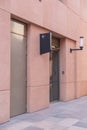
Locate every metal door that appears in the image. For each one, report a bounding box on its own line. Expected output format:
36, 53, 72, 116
50, 38, 60, 102
10, 20, 27, 117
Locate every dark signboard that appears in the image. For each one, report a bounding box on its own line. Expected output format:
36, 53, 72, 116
40, 32, 52, 54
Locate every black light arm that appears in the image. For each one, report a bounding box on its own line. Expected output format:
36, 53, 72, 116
70, 46, 83, 53
70, 37, 84, 53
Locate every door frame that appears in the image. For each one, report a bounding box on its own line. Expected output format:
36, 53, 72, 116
10, 19, 27, 117
50, 37, 60, 102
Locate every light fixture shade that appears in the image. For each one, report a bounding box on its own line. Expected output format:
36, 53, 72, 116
80, 36, 84, 48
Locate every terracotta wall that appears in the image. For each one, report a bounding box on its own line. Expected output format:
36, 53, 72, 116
27, 25, 49, 112
76, 0, 87, 97
60, 38, 76, 101
0, 0, 87, 124
0, 0, 87, 39
10, 0, 86, 41
0, 8, 10, 123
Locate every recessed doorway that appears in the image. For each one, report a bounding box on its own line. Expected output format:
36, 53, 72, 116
10, 20, 27, 117
50, 37, 60, 102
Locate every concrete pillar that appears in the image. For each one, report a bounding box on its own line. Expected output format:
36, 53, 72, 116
0, 9, 10, 124
27, 25, 49, 112
60, 38, 76, 101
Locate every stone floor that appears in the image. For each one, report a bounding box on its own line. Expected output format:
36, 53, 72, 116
0, 96, 87, 130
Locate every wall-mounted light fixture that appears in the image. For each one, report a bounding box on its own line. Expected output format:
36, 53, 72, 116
70, 36, 84, 53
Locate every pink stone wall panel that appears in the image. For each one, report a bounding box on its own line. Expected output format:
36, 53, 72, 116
60, 83, 76, 101
65, 83, 76, 100
80, 0, 87, 21
7, 0, 87, 41
67, 9, 80, 40
60, 39, 66, 84
0, 9, 10, 91
60, 39, 76, 83
11, 0, 43, 26
67, 0, 80, 15
76, 81, 87, 97
1, 0, 87, 123
0, 0, 10, 12
65, 39, 76, 83
27, 25, 49, 112
11, 0, 67, 37
10, 0, 87, 41
0, 91, 10, 124
77, 49, 87, 81
79, 20, 87, 40
27, 25, 49, 87
59, 0, 67, 5
60, 38, 76, 101
43, 0, 67, 36
60, 83, 66, 101
10, 0, 87, 42
27, 86, 49, 112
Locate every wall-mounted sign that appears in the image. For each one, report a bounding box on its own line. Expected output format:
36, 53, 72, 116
40, 32, 52, 54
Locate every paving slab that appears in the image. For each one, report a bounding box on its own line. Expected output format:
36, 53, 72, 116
0, 96, 87, 130
66, 126, 87, 130
74, 122, 87, 128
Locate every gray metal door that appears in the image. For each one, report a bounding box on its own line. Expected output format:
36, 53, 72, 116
50, 37, 60, 102
10, 20, 27, 117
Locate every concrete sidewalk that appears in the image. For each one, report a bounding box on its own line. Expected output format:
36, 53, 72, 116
0, 96, 87, 130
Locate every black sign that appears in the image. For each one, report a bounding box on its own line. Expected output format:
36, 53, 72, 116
40, 32, 52, 54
